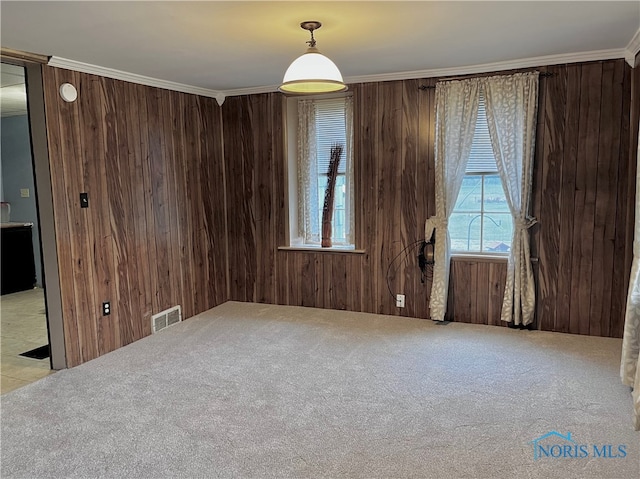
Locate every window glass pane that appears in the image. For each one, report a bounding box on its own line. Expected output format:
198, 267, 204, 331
450, 95, 515, 254
482, 213, 513, 252
313, 98, 350, 245
333, 175, 347, 242
454, 176, 482, 211
317, 174, 347, 243
450, 212, 482, 252
483, 175, 510, 213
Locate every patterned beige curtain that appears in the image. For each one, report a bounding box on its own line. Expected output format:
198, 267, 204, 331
483, 72, 539, 325
621, 122, 640, 431
297, 100, 318, 242
426, 79, 480, 321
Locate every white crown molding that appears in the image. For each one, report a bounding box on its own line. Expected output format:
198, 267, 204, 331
221, 84, 282, 97
220, 48, 628, 98
47, 56, 226, 105
343, 48, 628, 85
625, 27, 640, 67
49, 48, 629, 103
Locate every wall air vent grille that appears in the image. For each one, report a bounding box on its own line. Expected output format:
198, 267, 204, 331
151, 305, 182, 333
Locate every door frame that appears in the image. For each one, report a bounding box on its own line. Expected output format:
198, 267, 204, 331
2, 52, 67, 370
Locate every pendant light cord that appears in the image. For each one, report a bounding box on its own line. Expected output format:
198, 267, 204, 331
306, 29, 317, 48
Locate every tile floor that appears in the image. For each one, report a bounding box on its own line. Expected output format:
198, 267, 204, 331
1, 288, 54, 394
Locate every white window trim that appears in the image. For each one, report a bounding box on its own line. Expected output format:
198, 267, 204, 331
285, 92, 354, 249
451, 171, 511, 256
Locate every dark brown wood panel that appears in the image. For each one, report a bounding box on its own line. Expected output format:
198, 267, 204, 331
345, 254, 363, 312
591, 60, 623, 337
377, 82, 403, 315
42, 67, 228, 367
487, 261, 508, 327
536, 65, 566, 332
475, 262, 489, 325
400, 79, 421, 319
300, 253, 323, 308
573, 63, 602, 335
612, 58, 635, 339
221, 94, 284, 305
531, 59, 633, 337
452, 260, 474, 323
200, 96, 228, 308
446, 259, 508, 325
357, 83, 380, 315
555, 64, 581, 333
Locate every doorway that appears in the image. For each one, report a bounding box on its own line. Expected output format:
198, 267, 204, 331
0, 60, 65, 392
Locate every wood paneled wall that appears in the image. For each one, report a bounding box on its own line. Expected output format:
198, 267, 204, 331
221, 95, 286, 304
43, 67, 227, 366
221, 81, 509, 324
222, 59, 634, 337
221, 82, 438, 320
533, 60, 633, 337
42, 58, 635, 366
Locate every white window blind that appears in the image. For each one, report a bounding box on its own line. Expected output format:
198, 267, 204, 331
467, 92, 497, 173
315, 98, 348, 175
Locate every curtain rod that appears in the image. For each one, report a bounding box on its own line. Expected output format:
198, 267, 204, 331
418, 71, 553, 90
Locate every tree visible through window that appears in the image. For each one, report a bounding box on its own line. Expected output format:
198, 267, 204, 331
450, 93, 513, 253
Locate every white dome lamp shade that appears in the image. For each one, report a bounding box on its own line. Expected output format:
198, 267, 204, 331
280, 21, 347, 95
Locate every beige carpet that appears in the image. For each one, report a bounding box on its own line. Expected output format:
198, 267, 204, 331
1, 301, 637, 478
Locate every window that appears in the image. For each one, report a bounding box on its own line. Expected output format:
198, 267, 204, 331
450, 92, 513, 253
287, 95, 353, 247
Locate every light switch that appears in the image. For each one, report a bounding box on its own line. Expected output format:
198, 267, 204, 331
20, 188, 30, 198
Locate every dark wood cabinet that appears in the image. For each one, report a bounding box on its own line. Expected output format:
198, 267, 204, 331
1, 223, 36, 295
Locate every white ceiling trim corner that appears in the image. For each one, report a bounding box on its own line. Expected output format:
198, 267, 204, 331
625, 27, 640, 66
47, 56, 224, 102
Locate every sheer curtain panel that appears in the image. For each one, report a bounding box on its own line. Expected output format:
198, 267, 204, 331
621, 123, 640, 431
483, 72, 539, 325
297, 100, 319, 243
426, 79, 480, 321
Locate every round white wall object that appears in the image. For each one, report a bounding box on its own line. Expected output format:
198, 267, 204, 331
59, 83, 77, 102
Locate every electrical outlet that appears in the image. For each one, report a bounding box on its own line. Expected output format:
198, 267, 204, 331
102, 301, 111, 316
20, 188, 30, 198
396, 294, 405, 308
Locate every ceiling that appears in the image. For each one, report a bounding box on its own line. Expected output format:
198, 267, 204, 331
0, 1, 639, 100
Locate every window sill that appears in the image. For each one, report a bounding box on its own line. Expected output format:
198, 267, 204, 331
451, 253, 509, 263
278, 245, 366, 254
451, 253, 538, 263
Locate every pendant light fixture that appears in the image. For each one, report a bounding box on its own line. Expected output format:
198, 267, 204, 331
279, 21, 347, 95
